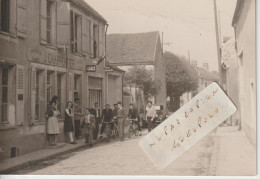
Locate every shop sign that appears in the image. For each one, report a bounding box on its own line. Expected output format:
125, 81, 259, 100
86, 65, 96, 72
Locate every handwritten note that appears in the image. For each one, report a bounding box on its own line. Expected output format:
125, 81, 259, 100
138, 82, 237, 170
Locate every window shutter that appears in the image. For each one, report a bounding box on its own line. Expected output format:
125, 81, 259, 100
40, 0, 47, 44
99, 25, 104, 56
17, 0, 27, 37
16, 65, 25, 125
57, 1, 70, 48
30, 68, 36, 125
76, 16, 82, 54
94, 25, 99, 57
82, 18, 90, 56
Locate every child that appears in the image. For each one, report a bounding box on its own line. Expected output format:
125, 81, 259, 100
82, 108, 95, 147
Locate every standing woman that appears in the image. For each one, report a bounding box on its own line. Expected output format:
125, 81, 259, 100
46, 96, 60, 146
64, 101, 77, 144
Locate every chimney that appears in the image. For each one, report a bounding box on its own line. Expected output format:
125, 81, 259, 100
191, 60, 197, 68
203, 63, 209, 71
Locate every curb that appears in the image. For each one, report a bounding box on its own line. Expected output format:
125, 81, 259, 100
0, 137, 107, 174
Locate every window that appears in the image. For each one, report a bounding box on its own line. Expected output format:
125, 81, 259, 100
46, 0, 56, 46
71, 11, 82, 54
46, 71, 55, 104
74, 74, 81, 102
0, 0, 10, 33
35, 70, 40, 121
88, 77, 102, 108
93, 24, 99, 58
0, 67, 8, 123
57, 72, 65, 118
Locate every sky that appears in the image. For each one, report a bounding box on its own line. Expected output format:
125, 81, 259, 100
86, 0, 237, 72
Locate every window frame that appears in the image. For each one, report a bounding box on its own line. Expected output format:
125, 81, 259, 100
0, 66, 9, 124
0, 0, 10, 33
70, 10, 82, 55
46, 0, 56, 47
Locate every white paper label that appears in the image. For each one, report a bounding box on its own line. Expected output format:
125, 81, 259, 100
139, 82, 237, 170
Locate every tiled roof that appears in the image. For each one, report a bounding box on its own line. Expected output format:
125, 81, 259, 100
107, 31, 160, 65
197, 67, 219, 81
68, 0, 107, 23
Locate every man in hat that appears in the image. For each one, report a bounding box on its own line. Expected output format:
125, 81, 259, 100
117, 101, 126, 141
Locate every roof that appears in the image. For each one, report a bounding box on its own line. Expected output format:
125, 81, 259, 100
232, 0, 245, 27
197, 67, 219, 81
107, 31, 160, 65
68, 0, 107, 23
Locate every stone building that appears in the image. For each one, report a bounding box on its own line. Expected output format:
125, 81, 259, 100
232, 0, 256, 147
107, 31, 167, 112
0, 0, 123, 160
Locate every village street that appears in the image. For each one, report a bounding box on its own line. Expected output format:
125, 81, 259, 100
26, 130, 215, 175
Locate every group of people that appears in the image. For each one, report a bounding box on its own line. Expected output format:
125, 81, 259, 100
45, 95, 158, 147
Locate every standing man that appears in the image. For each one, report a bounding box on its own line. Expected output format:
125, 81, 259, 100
100, 104, 113, 139
74, 98, 83, 140
92, 102, 101, 140
128, 103, 141, 131
146, 101, 156, 132
117, 101, 126, 142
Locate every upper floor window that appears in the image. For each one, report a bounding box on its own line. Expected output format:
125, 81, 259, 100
0, 0, 10, 33
46, 0, 56, 46
71, 11, 82, 54
93, 24, 99, 58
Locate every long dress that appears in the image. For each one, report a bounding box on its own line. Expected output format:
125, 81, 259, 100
64, 108, 74, 133
47, 106, 60, 135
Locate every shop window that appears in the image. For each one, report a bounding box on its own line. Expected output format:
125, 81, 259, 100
0, 67, 8, 123
0, 0, 10, 33
46, 0, 56, 46
57, 72, 65, 118
34, 69, 45, 121
71, 11, 82, 54
93, 24, 99, 58
88, 77, 102, 108
46, 71, 55, 104
74, 74, 81, 102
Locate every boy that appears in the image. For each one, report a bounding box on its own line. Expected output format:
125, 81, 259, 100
82, 108, 95, 147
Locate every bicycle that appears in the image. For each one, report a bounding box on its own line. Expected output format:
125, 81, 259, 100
111, 118, 119, 140
103, 121, 112, 142
128, 119, 141, 138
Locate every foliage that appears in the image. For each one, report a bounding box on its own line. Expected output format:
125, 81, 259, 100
123, 66, 160, 97
164, 51, 198, 97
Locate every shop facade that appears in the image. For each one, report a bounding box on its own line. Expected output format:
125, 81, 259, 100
0, 0, 123, 160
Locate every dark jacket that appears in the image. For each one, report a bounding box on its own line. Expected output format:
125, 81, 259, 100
128, 108, 138, 119
101, 109, 113, 122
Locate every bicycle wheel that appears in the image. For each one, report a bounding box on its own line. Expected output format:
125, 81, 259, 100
128, 130, 133, 138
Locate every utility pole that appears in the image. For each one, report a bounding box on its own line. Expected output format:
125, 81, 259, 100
213, 0, 223, 86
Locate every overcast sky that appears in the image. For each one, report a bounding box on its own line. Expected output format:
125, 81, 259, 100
86, 0, 237, 71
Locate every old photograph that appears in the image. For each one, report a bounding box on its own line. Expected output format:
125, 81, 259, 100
0, 0, 256, 176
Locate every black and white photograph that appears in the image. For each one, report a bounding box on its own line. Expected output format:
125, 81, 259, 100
0, 0, 256, 176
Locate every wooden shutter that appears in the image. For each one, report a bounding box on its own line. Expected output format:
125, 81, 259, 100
16, 65, 25, 125
30, 68, 36, 125
40, 0, 47, 44
76, 15, 82, 54
82, 18, 90, 56
17, 0, 27, 37
99, 25, 104, 56
94, 25, 99, 57
57, 1, 70, 48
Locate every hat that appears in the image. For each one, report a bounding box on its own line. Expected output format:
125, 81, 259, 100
117, 101, 122, 105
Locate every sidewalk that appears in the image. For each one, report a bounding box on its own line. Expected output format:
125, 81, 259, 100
209, 126, 256, 176
0, 137, 106, 174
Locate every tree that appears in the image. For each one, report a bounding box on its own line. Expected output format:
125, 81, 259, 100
123, 66, 160, 100
164, 51, 198, 111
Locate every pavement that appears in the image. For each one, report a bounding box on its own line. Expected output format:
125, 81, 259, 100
0, 126, 256, 175
208, 126, 256, 176
0, 136, 108, 174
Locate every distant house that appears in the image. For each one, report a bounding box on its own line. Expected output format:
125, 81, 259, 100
107, 31, 167, 112
180, 62, 219, 106
232, 0, 256, 147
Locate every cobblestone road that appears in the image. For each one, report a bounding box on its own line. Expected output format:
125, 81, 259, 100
29, 131, 215, 175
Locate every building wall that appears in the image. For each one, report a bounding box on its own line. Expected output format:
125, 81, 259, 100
234, 0, 256, 147
0, 0, 122, 160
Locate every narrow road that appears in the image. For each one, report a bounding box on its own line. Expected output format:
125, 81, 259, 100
24, 130, 215, 175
